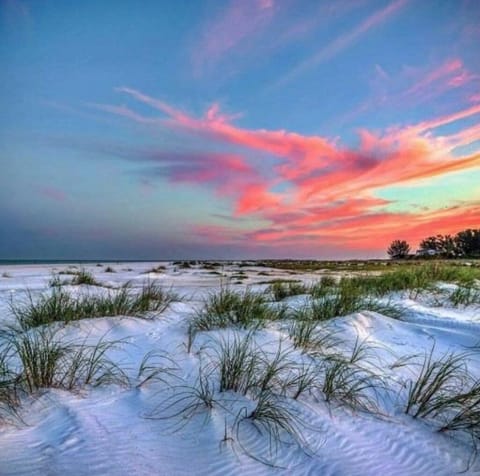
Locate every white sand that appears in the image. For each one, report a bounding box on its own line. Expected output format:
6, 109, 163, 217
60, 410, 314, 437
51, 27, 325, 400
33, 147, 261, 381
0, 262, 479, 475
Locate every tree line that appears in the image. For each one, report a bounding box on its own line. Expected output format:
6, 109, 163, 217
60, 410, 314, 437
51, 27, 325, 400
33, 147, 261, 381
387, 228, 480, 259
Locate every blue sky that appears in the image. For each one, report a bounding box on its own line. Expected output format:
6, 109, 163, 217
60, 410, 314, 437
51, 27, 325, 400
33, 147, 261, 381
1, 0, 479, 259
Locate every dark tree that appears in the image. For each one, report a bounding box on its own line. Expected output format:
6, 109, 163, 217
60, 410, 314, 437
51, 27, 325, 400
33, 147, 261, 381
437, 234, 458, 258
419, 235, 441, 253
420, 234, 458, 258
387, 240, 411, 259
455, 229, 480, 257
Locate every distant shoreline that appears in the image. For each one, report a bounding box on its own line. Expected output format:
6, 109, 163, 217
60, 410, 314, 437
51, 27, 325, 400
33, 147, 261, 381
1, 258, 478, 267
0, 259, 161, 265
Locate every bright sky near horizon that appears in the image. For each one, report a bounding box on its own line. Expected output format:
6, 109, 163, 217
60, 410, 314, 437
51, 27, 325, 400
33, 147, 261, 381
1, 0, 479, 260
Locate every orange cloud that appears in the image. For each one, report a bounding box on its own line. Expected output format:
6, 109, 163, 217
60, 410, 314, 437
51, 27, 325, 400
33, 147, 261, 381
91, 88, 480, 254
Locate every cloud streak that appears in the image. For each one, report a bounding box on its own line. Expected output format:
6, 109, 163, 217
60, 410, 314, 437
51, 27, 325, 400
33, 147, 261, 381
274, 0, 408, 88
192, 0, 276, 76
87, 87, 480, 253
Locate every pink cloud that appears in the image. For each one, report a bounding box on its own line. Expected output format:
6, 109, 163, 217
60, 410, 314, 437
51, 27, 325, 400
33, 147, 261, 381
470, 93, 480, 103
279, 0, 369, 42
92, 87, 480, 252
192, 0, 276, 76
405, 59, 464, 96
336, 57, 478, 127
403, 59, 478, 103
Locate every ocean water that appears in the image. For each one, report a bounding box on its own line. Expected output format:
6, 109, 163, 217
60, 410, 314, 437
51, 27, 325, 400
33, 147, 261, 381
0, 259, 158, 266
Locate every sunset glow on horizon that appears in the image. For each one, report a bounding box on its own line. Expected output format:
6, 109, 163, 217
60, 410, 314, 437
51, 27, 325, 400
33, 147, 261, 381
1, 0, 479, 259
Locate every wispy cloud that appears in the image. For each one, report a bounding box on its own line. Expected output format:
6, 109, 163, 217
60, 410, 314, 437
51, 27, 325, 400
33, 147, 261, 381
87, 87, 480, 250
273, 0, 408, 88
192, 0, 276, 76
403, 58, 478, 103
336, 57, 478, 126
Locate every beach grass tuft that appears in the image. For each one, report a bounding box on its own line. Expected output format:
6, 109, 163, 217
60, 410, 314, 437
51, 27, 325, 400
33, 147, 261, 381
10, 281, 174, 329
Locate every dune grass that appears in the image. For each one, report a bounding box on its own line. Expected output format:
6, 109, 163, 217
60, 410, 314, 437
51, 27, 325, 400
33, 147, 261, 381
154, 332, 319, 463
292, 280, 404, 322
404, 348, 467, 419
149, 367, 217, 426
235, 389, 311, 465
0, 326, 184, 422
0, 328, 128, 394
320, 355, 380, 411
308, 276, 337, 299
11, 281, 174, 329
281, 362, 321, 400
189, 288, 285, 339
143, 265, 167, 274
438, 379, 480, 440
70, 269, 99, 286
268, 280, 307, 301
288, 320, 342, 361
136, 351, 178, 388
288, 317, 318, 350
449, 285, 480, 306
214, 332, 260, 395
153, 324, 478, 466
48, 274, 70, 287
347, 263, 480, 297
0, 344, 19, 420
401, 347, 480, 454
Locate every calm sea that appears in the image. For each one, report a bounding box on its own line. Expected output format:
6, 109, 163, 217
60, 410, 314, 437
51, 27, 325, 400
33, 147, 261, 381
0, 260, 160, 266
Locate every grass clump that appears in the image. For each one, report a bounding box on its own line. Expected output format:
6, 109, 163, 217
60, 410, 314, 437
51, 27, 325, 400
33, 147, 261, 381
49, 273, 70, 287
235, 390, 311, 464
308, 276, 337, 298
143, 265, 166, 274
148, 367, 217, 431
190, 288, 283, 335
319, 345, 381, 412
288, 317, 318, 350
294, 280, 403, 322
287, 313, 342, 356
346, 263, 480, 298
212, 335, 317, 462
1, 328, 128, 394
268, 281, 307, 301
12, 289, 78, 328
404, 348, 466, 419
70, 269, 99, 286
11, 281, 174, 329
215, 332, 260, 395
449, 285, 480, 306
210, 333, 316, 399
0, 345, 19, 420
131, 281, 174, 313
401, 347, 480, 454
136, 351, 178, 388
438, 379, 480, 440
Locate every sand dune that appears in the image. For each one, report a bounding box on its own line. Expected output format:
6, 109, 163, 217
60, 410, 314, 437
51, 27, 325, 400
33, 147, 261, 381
0, 262, 479, 475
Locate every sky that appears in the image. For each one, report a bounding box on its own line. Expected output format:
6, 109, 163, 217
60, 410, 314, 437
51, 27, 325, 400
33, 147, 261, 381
0, 0, 479, 260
